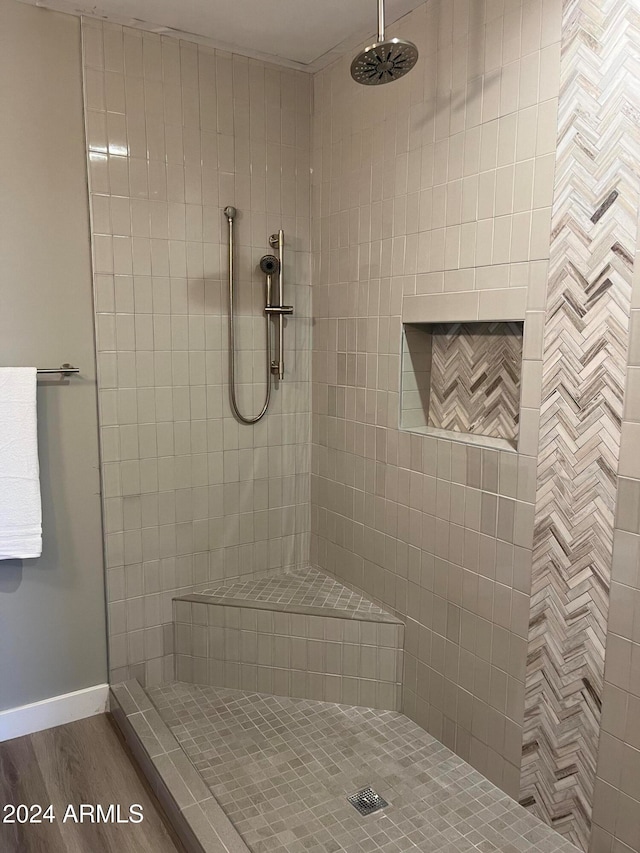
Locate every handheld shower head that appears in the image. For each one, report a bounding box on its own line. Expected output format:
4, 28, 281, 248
260, 254, 280, 276
224, 206, 237, 220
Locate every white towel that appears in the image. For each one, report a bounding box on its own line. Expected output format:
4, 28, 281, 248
0, 368, 42, 560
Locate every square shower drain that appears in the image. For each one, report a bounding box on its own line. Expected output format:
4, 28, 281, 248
347, 787, 389, 816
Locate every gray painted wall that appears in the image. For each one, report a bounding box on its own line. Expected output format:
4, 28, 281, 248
0, 0, 107, 711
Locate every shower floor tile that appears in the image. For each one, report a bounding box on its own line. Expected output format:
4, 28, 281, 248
147, 682, 578, 853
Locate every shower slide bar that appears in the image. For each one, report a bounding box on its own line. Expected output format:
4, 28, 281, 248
267, 228, 294, 381
224, 206, 293, 424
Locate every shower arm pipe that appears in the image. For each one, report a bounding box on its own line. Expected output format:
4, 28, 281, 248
377, 0, 385, 40
225, 207, 272, 424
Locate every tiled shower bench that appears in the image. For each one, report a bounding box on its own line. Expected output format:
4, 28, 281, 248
172, 567, 404, 711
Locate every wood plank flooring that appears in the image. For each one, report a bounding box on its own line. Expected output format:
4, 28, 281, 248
0, 714, 182, 853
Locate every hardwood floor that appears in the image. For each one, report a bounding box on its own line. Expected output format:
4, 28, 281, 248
0, 714, 183, 853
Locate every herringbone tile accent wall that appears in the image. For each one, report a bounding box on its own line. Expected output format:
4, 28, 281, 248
520, 0, 640, 848
428, 323, 523, 445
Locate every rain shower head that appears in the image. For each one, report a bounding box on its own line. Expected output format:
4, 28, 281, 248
351, 38, 419, 85
351, 0, 418, 85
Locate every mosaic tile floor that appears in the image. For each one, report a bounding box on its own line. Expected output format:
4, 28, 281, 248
201, 567, 392, 620
148, 682, 579, 853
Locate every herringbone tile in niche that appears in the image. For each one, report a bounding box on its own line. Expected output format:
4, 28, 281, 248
428, 322, 523, 444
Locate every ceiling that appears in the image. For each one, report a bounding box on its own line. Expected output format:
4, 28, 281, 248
20, 0, 424, 71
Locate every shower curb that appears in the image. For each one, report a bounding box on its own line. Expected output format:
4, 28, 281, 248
109, 679, 250, 853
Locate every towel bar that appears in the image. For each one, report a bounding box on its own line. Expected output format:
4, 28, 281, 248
36, 364, 79, 377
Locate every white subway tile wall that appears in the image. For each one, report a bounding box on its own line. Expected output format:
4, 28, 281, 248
82, 19, 312, 686
310, 0, 561, 796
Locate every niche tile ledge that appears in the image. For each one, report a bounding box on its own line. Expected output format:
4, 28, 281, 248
405, 423, 518, 454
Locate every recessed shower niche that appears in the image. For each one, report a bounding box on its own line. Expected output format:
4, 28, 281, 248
400, 321, 524, 450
